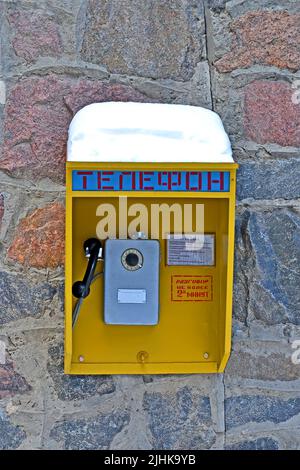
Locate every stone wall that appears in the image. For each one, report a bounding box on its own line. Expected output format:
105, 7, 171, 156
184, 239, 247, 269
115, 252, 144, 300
0, 0, 299, 450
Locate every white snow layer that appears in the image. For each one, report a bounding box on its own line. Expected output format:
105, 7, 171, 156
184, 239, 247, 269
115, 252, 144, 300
67, 102, 234, 163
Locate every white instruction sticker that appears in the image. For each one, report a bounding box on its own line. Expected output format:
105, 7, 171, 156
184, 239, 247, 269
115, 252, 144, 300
167, 234, 215, 266
117, 289, 147, 304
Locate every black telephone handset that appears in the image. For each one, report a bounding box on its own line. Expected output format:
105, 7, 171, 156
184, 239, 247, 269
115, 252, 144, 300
72, 238, 102, 299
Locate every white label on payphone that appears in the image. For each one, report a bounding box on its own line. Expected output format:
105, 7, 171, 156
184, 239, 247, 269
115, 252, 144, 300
167, 234, 215, 266
117, 289, 147, 304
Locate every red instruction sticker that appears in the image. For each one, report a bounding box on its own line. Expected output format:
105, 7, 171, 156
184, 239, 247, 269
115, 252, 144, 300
171, 275, 213, 302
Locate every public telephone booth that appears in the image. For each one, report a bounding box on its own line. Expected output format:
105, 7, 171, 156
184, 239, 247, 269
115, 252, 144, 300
65, 102, 238, 374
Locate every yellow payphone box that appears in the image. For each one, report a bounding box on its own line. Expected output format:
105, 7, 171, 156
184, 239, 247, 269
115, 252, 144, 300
65, 102, 238, 374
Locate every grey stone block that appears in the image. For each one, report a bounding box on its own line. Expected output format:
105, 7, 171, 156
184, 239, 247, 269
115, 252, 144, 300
0, 410, 26, 449
0, 271, 57, 324
226, 437, 279, 450
233, 211, 251, 324
204, 0, 226, 12
248, 209, 300, 325
225, 395, 300, 429
80, 0, 206, 80
225, 348, 300, 382
237, 161, 300, 201
47, 343, 115, 401
50, 410, 130, 450
225, 0, 300, 17
233, 208, 300, 325
143, 386, 215, 450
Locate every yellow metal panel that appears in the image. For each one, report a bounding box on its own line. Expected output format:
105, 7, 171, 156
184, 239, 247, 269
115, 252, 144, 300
65, 162, 238, 374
